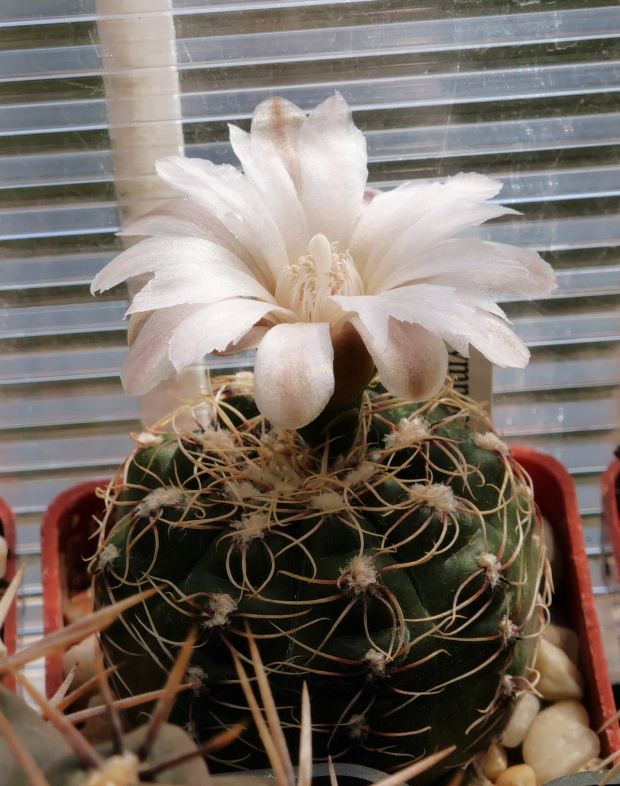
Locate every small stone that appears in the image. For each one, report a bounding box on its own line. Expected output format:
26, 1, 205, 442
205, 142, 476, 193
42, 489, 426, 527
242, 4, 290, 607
63, 588, 93, 624
480, 743, 508, 781
502, 692, 541, 748
522, 700, 600, 786
495, 765, 536, 786
543, 623, 580, 664
0, 535, 7, 579
62, 634, 97, 689
535, 637, 583, 700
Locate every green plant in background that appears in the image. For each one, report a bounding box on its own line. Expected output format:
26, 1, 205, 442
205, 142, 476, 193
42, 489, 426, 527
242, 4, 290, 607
90, 94, 556, 781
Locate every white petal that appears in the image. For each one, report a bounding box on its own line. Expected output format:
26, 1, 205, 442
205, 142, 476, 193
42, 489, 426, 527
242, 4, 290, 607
156, 156, 288, 284
352, 317, 448, 402
377, 238, 557, 298
118, 199, 253, 264
249, 97, 306, 189
126, 262, 276, 314
254, 322, 334, 429
91, 236, 255, 294
298, 93, 368, 246
351, 173, 514, 289
332, 285, 529, 371
168, 299, 294, 372
229, 124, 307, 262
121, 305, 204, 395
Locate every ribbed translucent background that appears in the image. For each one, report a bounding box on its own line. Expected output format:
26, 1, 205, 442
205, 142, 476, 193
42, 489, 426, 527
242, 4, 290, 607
1, 0, 620, 681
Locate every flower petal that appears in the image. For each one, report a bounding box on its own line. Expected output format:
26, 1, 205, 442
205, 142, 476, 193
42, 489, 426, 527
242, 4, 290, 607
331, 284, 529, 371
254, 322, 334, 429
156, 155, 288, 285
352, 316, 448, 402
126, 261, 277, 314
119, 199, 253, 264
377, 237, 557, 298
298, 93, 367, 246
121, 305, 205, 395
249, 97, 306, 189
91, 236, 254, 294
168, 299, 294, 372
351, 173, 516, 290
229, 123, 307, 262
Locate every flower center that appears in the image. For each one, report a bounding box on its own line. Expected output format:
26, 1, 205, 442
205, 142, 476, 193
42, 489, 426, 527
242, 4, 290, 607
278, 233, 363, 321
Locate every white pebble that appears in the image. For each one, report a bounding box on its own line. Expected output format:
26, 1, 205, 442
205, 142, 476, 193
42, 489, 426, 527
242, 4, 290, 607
503, 692, 541, 748
62, 634, 97, 689
535, 638, 583, 701
480, 742, 508, 781
522, 700, 600, 786
495, 764, 537, 786
0, 535, 7, 580
543, 623, 580, 664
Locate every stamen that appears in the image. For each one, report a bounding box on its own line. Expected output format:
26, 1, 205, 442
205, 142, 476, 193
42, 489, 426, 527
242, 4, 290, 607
276, 233, 364, 322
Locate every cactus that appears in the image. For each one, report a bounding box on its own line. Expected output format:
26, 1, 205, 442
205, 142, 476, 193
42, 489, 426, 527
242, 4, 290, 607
0, 566, 448, 786
0, 574, 214, 786
92, 373, 548, 782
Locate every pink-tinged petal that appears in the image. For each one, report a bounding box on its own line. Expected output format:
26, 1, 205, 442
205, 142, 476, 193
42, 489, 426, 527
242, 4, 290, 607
121, 305, 205, 395
119, 199, 253, 265
352, 316, 448, 402
91, 237, 254, 294
156, 156, 288, 284
229, 124, 307, 262
168, 299, 295, 372
249, 97, 306, 189
254, 322, 335, 429
332, 285, 529, 370
351, 173, 514, 287
377, 238, 557, 298
297, 93, 368, 246
126, 261, 276, 314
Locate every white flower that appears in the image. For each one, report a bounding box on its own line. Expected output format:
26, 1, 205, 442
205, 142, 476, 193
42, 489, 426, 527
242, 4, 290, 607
92, 93, 556, 430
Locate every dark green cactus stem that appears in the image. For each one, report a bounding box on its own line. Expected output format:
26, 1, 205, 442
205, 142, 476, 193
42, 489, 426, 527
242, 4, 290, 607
93, 374, 547, 783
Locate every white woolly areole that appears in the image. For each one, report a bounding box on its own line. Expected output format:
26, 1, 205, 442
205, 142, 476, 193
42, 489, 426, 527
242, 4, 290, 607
345, 463, 377, 487
84, 752, 140, 786
231, 512, 269, 543
135, 487, 186, 518
225, 480, 260, 501
502, 674, 517, 697
348, 713, 370, 741
186, 664, 208, 696
205, 593, 237, 628
384, 417, 432, 449
515, 482, 534, 501
311, 491, 343, 512
500, 616, 518, 646
409, 483, 457, 516
340, 555, 377, 594
364, 648, 388, 676
98, 543, 119, 569
475, 431, 510, 456
477, 552, 503, 588
201, 428, 237, 452
131, 431, 163, 447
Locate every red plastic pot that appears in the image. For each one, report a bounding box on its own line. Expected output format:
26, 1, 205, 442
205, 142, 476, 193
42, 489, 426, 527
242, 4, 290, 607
0, 495, 18, 660
602, 458, 620, 582
41, 480, 109, 698
513, 447, 620, 758
41, 449, 620, 757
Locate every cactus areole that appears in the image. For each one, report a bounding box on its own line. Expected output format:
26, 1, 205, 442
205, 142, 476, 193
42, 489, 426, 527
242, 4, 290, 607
93, 374, 548, 782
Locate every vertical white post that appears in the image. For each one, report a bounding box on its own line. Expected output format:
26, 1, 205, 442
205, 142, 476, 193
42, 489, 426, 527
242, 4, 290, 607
96, 0, 206, 427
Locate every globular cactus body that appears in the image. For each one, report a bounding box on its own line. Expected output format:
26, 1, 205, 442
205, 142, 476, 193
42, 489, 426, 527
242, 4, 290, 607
93, 375, 547, 781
